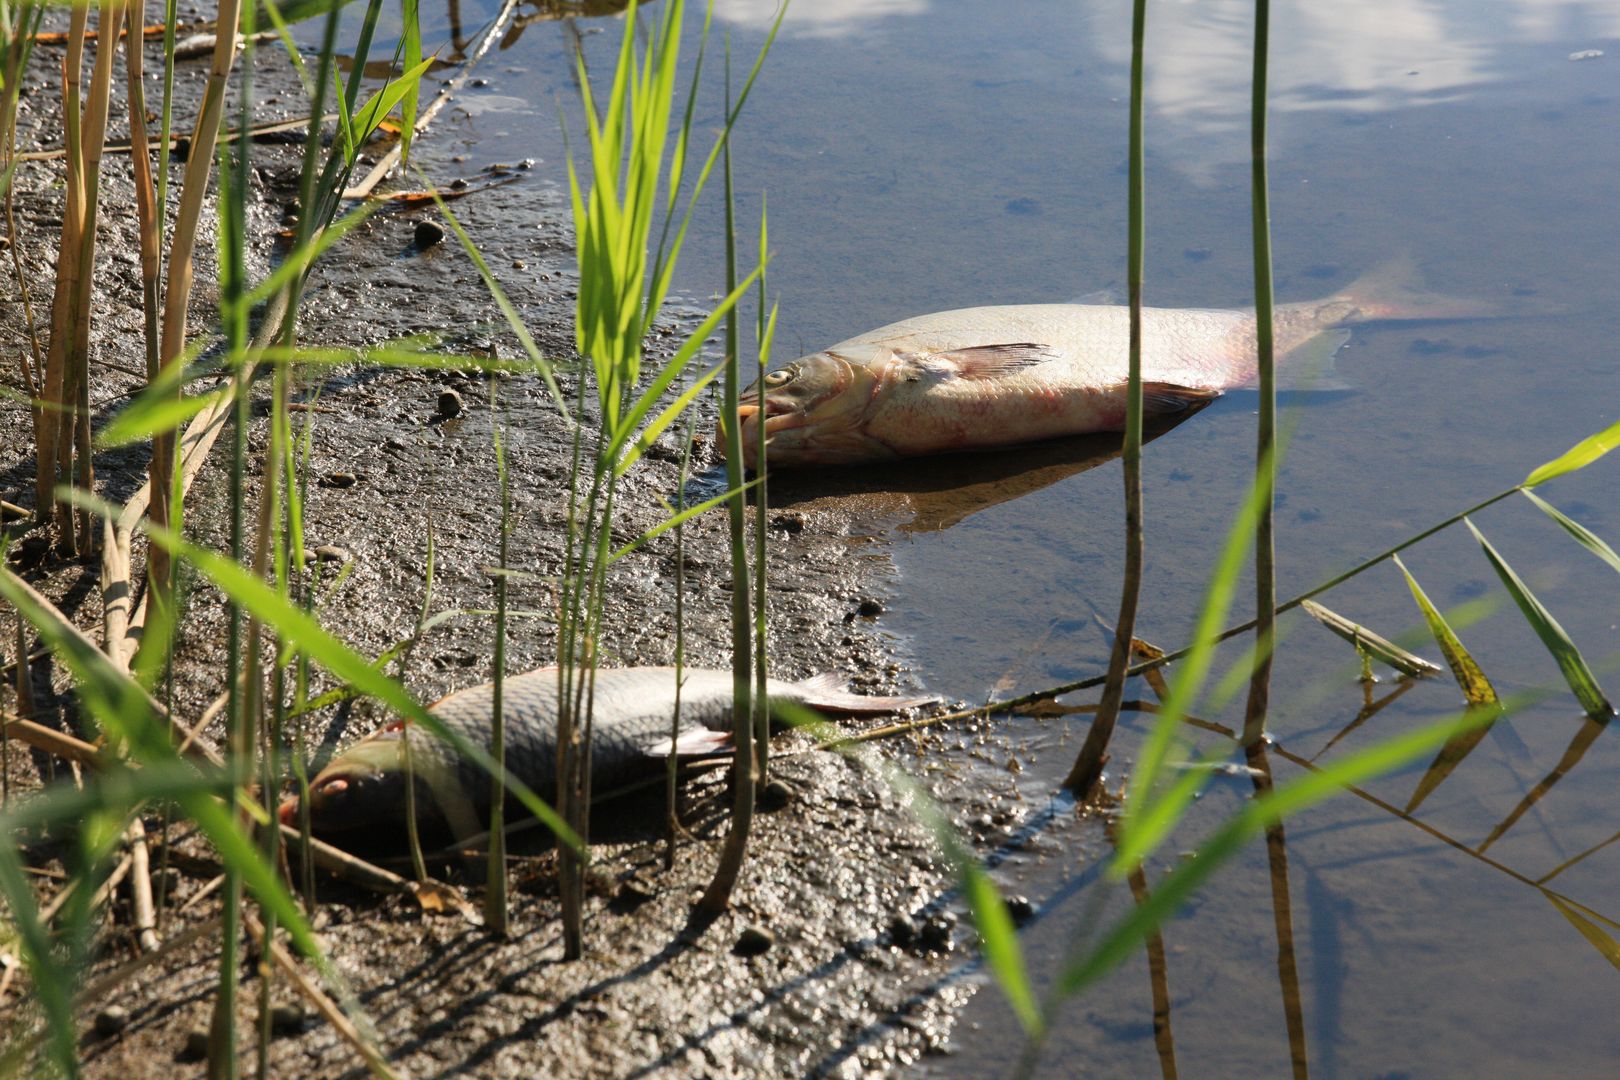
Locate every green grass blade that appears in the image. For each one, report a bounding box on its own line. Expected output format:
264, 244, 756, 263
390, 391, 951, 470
1524, 418, 1620, 488
1464, 517, 1613, 719
349, 56, 436, 144
1522, 490, 1620, 578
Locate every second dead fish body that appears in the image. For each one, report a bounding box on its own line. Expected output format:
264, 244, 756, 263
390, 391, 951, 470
734, 262, 1480, 466
279, 666, 935, 836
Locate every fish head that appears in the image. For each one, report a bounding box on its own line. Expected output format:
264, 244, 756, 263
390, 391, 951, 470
278, 735, 410, 833
731, 349, 896, 466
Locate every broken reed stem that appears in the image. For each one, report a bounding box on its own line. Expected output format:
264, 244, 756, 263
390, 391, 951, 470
147, 0, 241, 610
128, 815, 161, 953
1062, 0, 1148, 798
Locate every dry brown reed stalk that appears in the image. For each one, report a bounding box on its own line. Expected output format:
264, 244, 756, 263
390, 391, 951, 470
147, 0, 241, 610
34, 2, 88, 540
128, 815, 161, 952
2, 4, 45, 424
125, 0, 161, 383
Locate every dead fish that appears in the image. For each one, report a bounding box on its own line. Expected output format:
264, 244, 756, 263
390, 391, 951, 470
733, 260, 1483, 465
277, 667, 935, 835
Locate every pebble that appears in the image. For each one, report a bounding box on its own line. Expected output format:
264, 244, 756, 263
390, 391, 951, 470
269, 1003, 307, 1036
887, 915, 916, 949
413, 219, 446, 250
733, 925, 774, 956
181, 1025, 210, 1060
323, 471, 357, 488
1004, 895, 1036, 926
856, 599, 884, 618
437, 388, 465, 419
759, 779, 793, 812
312, 545, 351, 563
93, 1006, 129, 1036
918, 912, 956, 953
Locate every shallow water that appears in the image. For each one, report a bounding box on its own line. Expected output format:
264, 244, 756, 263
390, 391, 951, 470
379, 0, 1618, 1074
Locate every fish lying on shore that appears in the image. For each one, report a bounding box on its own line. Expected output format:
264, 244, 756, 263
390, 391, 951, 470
278, 667, 936, 835
733, 261, 1482, 465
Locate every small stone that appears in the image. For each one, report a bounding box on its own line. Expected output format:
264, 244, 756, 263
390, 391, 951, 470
1004, 895, 1036, 926
385, 436, 410, 451
733, 926, 774, 956
770, 511, 806, 534
887, 915, 916, 948
856, 599, 884, 618
759, 779, 793, 812
94, 1006, 129, 1036
269, 1003, 307, 1036
322, 471, 357, 488
413, 219, 446, 250
181, 1026, 210, 1060
518, 158, 536, 170
436, 388, 465, 419
312, 545, 351, 563
918, 912, 956, 953
511, 259, 526, 270
449, 177, 469, 191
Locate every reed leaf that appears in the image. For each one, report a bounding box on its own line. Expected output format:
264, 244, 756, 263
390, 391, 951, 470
1524, 418, 1620, 488
609, 478, 761, 562
1464, 517, 1613, 719
1299, 600, 1442, 679
611, 360, 725, 476
1544, 889, 1620, 971
1521, 490, 1620, 578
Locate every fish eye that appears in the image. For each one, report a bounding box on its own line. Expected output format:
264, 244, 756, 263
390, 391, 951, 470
763, 365, 799, 388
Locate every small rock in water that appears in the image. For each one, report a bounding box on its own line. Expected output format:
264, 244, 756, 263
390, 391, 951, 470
93, 1006, 129, 1036
856, 599, 884, 618
759, 779, 793, 812
918, 912, 956, 953
887, 915, 917, 948
1004, 895, 1036, 926
733, 926, 774, 956
413, 219, 446, 250
269, 1004, 307, 1036
437, 388, 465, 419
181, 1026, 210, 1061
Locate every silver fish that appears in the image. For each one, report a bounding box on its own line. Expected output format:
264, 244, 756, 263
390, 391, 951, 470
733, 261, 1480, 465
278, 666, 935, 834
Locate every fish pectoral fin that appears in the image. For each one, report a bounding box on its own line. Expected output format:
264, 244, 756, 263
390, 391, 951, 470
911, 342, 1058, 381
1141, 381, 1222, 414
644, 729, 734, 758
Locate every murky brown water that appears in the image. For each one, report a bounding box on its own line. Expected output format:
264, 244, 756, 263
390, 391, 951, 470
373, 0, 1620, 1074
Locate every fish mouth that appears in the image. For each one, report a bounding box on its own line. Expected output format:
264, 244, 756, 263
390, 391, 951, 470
735, 397, 805, 447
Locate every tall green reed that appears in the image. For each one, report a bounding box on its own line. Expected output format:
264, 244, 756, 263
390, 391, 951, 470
552, 0, 777, 952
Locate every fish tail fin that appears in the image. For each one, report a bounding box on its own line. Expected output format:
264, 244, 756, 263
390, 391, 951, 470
1336, 255, 1493, 322
791, 673, 940, 715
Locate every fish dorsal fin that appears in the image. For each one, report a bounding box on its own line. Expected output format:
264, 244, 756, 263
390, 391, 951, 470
1238, 328, 1355, 392
907, 342, 1058, 381
1141, 382, 1222, 414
